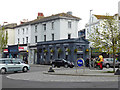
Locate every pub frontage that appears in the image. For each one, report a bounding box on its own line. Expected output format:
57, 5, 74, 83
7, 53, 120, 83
36, 37, 89, 64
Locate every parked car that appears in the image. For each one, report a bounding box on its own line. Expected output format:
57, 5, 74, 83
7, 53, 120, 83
0, 58, 30, 74
51, 59, 74, 68
102, 58, 120, 68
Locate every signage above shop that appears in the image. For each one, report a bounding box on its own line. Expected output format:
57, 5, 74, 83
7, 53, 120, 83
3, 46, 28, 53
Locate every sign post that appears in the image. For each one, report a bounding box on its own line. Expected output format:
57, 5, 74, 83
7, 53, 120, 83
76, 58, 85, 74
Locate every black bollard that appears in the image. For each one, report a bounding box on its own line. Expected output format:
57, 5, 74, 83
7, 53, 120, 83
48, 67, 55, 72
114, 69, 120, 75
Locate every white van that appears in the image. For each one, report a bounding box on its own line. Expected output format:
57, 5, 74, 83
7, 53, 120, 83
0, 58, 30, 74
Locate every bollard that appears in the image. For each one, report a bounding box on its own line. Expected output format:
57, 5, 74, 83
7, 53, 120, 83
48, 67, 55, 72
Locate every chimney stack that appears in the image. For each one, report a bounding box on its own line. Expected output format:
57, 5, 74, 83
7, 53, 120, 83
37, 12, 44, 19
67, 11, 72, 15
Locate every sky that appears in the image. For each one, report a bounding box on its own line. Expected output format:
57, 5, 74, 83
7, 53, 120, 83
0, 0, 120, 29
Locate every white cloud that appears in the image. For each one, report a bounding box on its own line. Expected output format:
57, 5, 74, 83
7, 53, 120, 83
0, 0, 119, 29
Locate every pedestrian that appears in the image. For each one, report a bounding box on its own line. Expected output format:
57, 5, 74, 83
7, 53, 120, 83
85, 58, 89, 67
93, 58, 96, 68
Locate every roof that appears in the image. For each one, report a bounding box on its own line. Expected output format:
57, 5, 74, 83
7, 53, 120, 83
1, 23, 17, 29
94, 15, 113, 19
37, 37, 89, 46
15, 12, 81, 28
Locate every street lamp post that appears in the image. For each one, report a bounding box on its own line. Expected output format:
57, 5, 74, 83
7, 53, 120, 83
89, 10, 93, 69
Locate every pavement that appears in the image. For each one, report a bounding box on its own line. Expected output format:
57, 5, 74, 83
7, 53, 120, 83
6, 65, 120, 82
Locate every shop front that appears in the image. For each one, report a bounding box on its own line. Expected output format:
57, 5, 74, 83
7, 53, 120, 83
2, 44, 28, 63
36, 38, 89, 65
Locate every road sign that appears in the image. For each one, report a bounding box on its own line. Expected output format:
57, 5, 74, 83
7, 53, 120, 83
76, 58, 84, 67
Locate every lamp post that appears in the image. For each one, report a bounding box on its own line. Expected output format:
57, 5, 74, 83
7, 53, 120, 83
89, 10, 93, 69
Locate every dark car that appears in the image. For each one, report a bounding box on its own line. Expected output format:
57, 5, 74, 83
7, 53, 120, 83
51, 59, 74, 68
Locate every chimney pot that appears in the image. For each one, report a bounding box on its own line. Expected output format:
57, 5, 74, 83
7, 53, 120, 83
38, 12, 44, 17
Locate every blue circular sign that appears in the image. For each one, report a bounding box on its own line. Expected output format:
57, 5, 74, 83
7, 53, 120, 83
77, 58, 84, 67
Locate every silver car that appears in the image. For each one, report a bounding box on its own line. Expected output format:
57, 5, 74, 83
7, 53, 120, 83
0, 58, 30, 74
103, 58, 120, 68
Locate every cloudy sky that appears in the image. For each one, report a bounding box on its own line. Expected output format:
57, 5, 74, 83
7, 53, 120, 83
0, 0, 120, 29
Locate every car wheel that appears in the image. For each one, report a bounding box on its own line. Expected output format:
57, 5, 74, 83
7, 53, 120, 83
23, 67, 28, 72
118, 64, 120, 68
14, 71, 18, 73
106, 64, 110, 68
64, 64, 68, 68
1, 68, 6, 74
70, 66, 73, 68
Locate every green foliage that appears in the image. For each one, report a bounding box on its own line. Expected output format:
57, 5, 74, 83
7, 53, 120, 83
58, 48, 62, 53
89, 14, 119, 54
66, 48, 70, 53
0, 26, 8, 52
88, 14, 119, 73
44, 50, 47, 53
74, 48, 78, 53
50, 49, 54, 53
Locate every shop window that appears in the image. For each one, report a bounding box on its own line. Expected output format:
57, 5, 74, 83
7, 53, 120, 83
77, 54, 83, 58
58, 53, 60, 59
65, 55, 68, 60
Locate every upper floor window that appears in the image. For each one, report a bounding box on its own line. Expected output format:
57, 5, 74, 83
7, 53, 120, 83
35, 36, 37, 43
68, 34, 71, 39
51, 22, 54, 30
68, 21, 72, 28
35, 25, 37, 32
43, 24, 46, 30
26, 28, 28, 34
23, 28, 24, 34
18, 29, 20, 34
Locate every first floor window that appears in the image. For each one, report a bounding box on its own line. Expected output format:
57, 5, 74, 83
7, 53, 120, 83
23, 38, 24, 44
44, 35, 46, 41
52, 34, 54, 41
68, 34, 71, 39
26, 37, 28, 43
35, 36, 37, 43
18, 38, 20, 44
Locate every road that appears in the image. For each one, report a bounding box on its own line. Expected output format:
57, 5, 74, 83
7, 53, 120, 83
1, 65, 120, 90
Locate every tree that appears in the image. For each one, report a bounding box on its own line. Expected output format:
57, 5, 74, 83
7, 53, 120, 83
89, 14, 119, 73
0, 26, 8, 57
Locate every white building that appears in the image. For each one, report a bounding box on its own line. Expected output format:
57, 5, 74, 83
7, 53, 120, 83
85, 14, 114, 40
15, 12, 81, 45
14, 12, 81, 64
4, 23, 17, 46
